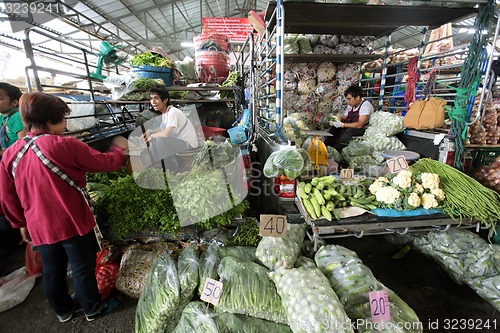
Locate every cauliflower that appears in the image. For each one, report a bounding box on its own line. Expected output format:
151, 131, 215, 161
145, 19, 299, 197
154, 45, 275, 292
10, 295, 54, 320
412, 183, 425, 195
392, 170, 413, 189
375, 186, 401, 205
431, 188, 446, 201
369, 180, 385, 195
421, 193, 439, 209
376, 177, 390, 183
407, 192, 421, 208
421, 173, 440, 190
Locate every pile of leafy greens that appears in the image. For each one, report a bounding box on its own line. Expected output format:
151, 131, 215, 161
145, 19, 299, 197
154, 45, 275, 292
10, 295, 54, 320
92, 168, 248, 238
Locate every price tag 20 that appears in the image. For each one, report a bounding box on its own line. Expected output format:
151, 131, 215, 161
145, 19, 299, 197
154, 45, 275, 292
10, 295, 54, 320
386, 155, 409, 174
369, 290, 391, 323
340, 168, 354, 180
200, 278, 223, 306
259, 215, 288, 237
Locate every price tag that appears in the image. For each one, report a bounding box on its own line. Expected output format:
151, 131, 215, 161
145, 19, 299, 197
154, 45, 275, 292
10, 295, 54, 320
369, 290, 391, 323
340, 168, 354, 179
386, 155, 409, 173
200, 278, 223, 306
259, 214, 288, 237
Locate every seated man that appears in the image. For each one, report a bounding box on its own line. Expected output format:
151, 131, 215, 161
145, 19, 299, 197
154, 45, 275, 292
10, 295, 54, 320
326, 84, 374, 151
140, 87, 199, 173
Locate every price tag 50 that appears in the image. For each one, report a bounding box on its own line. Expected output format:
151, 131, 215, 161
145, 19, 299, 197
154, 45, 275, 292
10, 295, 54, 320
259, 215, 288, 237
369, 290, 391, 323
386, 155, 409, 174
200, 278, 223, 306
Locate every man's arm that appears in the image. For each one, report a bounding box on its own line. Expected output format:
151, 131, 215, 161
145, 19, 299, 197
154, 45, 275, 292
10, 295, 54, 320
343, 115, 368, 128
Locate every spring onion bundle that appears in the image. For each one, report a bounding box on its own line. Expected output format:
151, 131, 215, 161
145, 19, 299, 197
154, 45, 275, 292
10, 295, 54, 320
172, 302, 221, 333
411, 158, 500, 227
216, 256, 287, 324
135, 252, 179, 333
215, 313, 293, 333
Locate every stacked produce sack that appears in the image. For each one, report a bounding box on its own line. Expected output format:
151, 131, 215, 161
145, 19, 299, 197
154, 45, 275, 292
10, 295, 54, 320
413, 229, 500, 311
281, 60, 360, 138
284, 34, 374, 56
473, 155, 500, 192
469, 89, 500, 145
315, 245, 423, 333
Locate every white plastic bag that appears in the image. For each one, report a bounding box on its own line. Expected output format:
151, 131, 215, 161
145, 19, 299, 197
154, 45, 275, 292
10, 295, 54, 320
0, 267, 40, 313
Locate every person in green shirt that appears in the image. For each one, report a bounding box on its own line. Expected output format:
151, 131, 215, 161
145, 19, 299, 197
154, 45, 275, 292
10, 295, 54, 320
0, 82, 25, 157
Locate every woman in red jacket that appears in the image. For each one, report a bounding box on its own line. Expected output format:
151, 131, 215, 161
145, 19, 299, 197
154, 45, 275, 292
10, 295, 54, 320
0, 92, 128, 323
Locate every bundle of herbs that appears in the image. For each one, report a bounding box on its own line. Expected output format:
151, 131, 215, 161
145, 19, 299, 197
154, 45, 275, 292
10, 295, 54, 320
94, 168, 248, 238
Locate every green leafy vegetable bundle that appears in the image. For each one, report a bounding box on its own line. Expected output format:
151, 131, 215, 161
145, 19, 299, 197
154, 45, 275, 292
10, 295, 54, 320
135, 252, 179, 333
216, 256, 288, 324
215, 313, 293, 333
172, 302, 221, 333
95, 168, 248, 238
130, 51, 173, 68
315, 245, 422, 333
198, 242, 220, 296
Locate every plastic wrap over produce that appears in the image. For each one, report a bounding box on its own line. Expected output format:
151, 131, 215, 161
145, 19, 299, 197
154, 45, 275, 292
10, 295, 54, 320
413, 229, 500, 310
368, 112, 405, 136
315, 245, 423, 333
269, 267, 354, 333
215, 312, 293, 333
219, 246, 257, 263
135, 252, 180, 333
256, 223, 307, 270
198, 242, 220, 296
172, 301, 221, 333
177, 245, 200, 307
216, 256, 288, 324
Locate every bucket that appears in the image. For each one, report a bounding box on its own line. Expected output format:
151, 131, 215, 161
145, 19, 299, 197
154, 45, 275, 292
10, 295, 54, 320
201, 126, 228, 140
193, 33, 230, 52
195, 50, 230, 84
131, 65, 172, 86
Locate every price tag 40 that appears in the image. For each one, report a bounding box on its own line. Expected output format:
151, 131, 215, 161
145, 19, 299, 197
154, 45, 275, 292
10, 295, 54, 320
259, 215, 288, 237
200, 278, 223, 306
369, 290, 391, 323
386, 155, 409, 174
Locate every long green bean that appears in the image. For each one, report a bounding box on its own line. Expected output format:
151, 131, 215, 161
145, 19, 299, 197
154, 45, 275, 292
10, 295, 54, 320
411, 158, 500, 227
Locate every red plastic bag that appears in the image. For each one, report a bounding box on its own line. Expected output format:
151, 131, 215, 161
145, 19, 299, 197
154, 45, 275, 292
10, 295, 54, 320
25, 244, 43, 277
95, 249, 120, 300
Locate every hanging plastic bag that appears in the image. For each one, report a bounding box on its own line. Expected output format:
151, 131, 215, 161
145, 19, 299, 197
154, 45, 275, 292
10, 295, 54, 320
0, 267, 39, 312
25, 244, 43, 277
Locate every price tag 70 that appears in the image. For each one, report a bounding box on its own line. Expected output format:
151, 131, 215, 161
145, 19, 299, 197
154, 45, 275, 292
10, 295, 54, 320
340, 168, 354, 180
386, 155, 409, 174
200, 278, 223, 306
369, 290, 391, 323
259, 214, 288, 237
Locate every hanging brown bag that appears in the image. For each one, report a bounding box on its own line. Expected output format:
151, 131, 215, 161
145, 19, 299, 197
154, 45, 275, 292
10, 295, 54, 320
403, 97, 446, 130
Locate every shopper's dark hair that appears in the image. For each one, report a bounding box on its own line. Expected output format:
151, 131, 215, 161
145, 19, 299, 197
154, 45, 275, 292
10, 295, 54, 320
0, 82, 22, 102
344, 84, 364, 98
20, 92, 70, 131
149, 86, 169, 101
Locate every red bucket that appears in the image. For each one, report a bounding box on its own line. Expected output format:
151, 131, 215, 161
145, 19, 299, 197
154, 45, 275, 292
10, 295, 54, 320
195, 50, 230, 84
193, 33, 230, 52
201, 126, 228, 140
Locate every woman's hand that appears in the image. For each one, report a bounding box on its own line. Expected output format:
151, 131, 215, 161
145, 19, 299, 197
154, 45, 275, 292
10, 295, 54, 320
20, 227, 32, 243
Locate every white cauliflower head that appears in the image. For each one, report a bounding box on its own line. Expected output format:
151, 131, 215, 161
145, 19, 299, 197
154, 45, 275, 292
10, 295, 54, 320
369, 180, 386, 195
421, 173, 440, 190
407, 192, 421, 208
431, 188, 446, 201
376, 177, 390, 183
421, 193, 439, 209
375, 186, 401, 205
392, 170, 413, 189
412, 183, 425, 195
